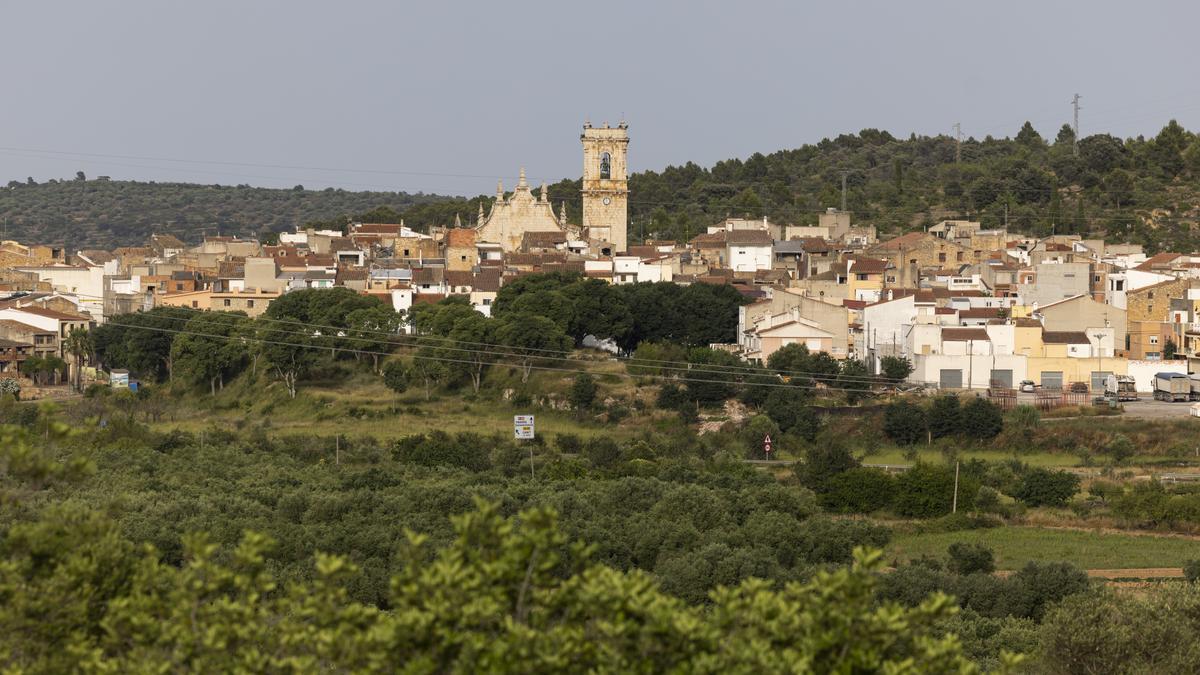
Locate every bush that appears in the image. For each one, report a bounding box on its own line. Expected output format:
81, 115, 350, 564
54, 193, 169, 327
742, 415, 780, 459
584, 436, 621, 469
894, 463, 978, 518
927, 396, 962, 439
961, 397, 1003, 440
795, 443, 859, 493
821, 467, 896, 513
656, 382, 688, 410
1185, 559, 1200, 583
883, 400, 926, 446
1012, 468, 1080, 507
880, 356, 914, 383
568, 373, 597, 410
555, 433, 583, 456
1106, 434, 1136, 464
947, 543, 996, 575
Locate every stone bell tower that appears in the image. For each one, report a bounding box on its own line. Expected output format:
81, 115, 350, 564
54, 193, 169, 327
581, 120, 629, 253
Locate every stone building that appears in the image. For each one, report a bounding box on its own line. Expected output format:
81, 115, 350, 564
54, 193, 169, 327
475, 169, 568, 253
581, 121, 629, 254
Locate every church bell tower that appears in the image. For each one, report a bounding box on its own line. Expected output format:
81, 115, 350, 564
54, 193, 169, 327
581, 120, 629, 253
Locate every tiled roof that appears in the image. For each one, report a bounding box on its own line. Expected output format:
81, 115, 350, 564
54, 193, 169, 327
959, 307, 1003, 319
725, 230, 773, 246
10, 306, 88, 321
1042, 330, 1091, 344
942, 327, 990, 342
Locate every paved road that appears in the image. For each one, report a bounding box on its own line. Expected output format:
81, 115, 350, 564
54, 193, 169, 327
1119, 398, 1197, 420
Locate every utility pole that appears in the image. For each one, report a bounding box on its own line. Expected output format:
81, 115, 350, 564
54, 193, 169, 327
952, 460, 961, 513
840, 170, 849, 211
1072, 93, 1082, 157
953, 122, 963, 164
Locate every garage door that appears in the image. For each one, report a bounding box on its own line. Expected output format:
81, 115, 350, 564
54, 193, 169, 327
1041, 371, 1063, 391
940, 369, 963, 390
1090, 371, 1112, 392
990, 369, 1013, 389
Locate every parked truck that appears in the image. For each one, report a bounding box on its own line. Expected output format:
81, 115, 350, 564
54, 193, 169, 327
1190, 376, 1200, 402
1154, 372, 1191, 402
1105, 374, 1138, 402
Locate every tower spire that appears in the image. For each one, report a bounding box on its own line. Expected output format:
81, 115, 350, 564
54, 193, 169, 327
539, 182, 548, 203
559, 201, 568, 226
518, 167, 528, 189
477, 201, 485, 227
496, 179, 504, 201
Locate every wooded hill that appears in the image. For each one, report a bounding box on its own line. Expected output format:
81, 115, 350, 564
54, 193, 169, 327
5, 119, 1200, 251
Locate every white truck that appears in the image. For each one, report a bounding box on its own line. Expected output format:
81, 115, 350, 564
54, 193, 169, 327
1154, 372, 1191, 402
1105, 374, 1138, 402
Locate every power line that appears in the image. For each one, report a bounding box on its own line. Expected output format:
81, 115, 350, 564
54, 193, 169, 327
76, 298, 922, 385
97, 316, 899, 396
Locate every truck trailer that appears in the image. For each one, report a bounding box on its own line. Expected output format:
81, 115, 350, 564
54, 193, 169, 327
1105, 374, 1138, 402
1154, 372, 1191, 402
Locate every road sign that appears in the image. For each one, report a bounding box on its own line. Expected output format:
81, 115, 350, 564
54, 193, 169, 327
763, 434, 773, 459
514, 414, 535, 440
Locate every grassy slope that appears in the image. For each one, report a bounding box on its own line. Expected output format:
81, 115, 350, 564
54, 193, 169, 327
889, 526, 1200, 570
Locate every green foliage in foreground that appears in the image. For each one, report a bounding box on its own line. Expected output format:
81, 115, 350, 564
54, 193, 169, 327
0, 495, 1010, 673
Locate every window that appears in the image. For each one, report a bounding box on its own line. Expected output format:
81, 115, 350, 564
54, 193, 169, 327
175, 283, 184, 291
403, 249, 410, 257
599, 152, 611, 179
223, 299, 231, 307
247, 300, 255, 309
1150, 335, 1159, 345
483, 298, 492, 305
938, 252, 947, 263
857, 273, 869, 281
461, 255, 467, 261
956, 252, 964, 262
191, 301, 198, 308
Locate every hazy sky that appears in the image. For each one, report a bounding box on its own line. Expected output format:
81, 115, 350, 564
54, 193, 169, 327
3, 0, 1198, 196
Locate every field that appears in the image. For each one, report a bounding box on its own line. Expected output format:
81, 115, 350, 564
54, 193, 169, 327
889, 525, 1200, 570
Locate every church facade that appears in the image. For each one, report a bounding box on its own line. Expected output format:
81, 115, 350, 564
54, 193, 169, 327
474, 168, 568, 253
474, 121, 629, 254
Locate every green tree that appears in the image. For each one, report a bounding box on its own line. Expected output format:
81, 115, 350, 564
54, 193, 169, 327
170, 312, 250, 395
928, 395, 962, 439
568, 372, 597, 411
494, 313, 573, 382
962, 397, 1003, 440
345, 305, 403, 372
382, 360, 408, 410
63, 328, 92, 392
1013, 468, 1080, 508
894, 463, 977, 518
883, 399, 927, 446
880, 355, 914, 383
446, 313, 497, 393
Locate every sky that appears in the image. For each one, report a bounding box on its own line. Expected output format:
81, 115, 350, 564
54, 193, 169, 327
2, 0, 1199, 197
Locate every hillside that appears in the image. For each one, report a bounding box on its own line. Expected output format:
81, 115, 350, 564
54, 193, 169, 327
4, 120, 1200, 251
0, 178, 467, 249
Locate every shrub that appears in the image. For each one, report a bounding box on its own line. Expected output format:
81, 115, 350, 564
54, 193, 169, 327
568, 373, 597, 410
883, 400, 926, 446
894, 463, 978, 518
656, 382, 688, 410
961, 397, 1003, 440
821, 467, 896, 513
1185, 559, 1200, 583
1106, 434, 1136, 464
1013, 468, 1080, 507
742, 415, 780, 459
927, 396, 962, 439
555, 433, 583, 456
947, 542, 996, 575
880, 356, 914, 383
584, 436, 621, 469
795, 443, 859, 493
